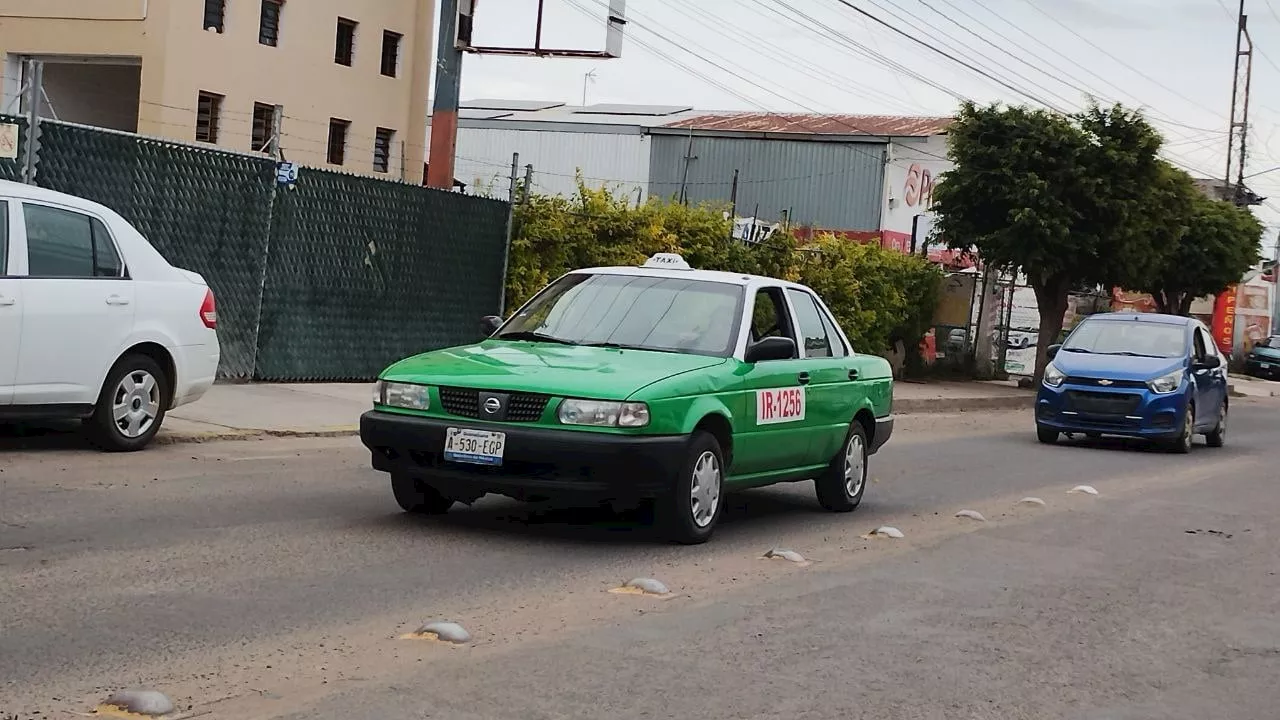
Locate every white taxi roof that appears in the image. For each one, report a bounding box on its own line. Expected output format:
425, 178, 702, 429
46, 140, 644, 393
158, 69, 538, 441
569, 254, 811, 291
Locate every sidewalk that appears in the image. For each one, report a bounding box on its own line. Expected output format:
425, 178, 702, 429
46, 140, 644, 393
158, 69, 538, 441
159, 380, 1034, 445
1229, 373, 1280, 399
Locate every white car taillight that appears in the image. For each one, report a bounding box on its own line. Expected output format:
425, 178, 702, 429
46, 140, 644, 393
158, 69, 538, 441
200, 288, 218, 330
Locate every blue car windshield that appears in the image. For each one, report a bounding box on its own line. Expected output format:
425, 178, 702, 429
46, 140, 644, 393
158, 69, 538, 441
1062, 320, 1186, 358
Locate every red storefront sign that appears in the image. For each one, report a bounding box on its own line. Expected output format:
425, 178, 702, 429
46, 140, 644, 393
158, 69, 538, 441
1211, 285, 1238, 354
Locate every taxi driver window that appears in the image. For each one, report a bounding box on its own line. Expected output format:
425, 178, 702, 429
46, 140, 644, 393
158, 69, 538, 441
500, 273, 744, 356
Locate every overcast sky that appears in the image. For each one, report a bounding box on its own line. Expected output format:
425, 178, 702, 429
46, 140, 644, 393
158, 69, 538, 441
447, 0, 1280, 258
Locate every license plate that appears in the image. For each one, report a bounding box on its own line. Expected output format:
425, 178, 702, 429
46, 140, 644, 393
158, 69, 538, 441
444, 428, 506, 466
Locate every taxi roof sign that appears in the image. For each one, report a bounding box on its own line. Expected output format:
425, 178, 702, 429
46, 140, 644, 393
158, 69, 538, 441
642, 253, 691, 270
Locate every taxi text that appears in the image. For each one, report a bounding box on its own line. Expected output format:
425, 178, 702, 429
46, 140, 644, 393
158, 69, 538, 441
756, 387, 806, 425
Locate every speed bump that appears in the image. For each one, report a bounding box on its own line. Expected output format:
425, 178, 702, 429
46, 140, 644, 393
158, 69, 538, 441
608, 578, 673, 598
401, 621, 472, 644
95, 690, 175, 718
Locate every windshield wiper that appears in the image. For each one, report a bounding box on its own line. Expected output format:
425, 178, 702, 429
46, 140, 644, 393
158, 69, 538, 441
495, 331, 575, 345
581, 341, 677, 353
1096, 351, 1165, 358
1062, 347, 1092, 353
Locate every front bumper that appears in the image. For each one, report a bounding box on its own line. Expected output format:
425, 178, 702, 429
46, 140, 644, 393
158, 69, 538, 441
1244, 357, 1280, 380
360, 411, 688, 500
1035, 383, 1185, 439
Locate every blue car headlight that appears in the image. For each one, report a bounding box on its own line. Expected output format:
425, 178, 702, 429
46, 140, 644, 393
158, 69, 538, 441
1147, 369, 1185, 394
1042, 363, 1066, 388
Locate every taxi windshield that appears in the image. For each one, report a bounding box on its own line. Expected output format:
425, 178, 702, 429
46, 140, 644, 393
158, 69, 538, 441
1062, 320, 1187, 358
497, 272, 745, 356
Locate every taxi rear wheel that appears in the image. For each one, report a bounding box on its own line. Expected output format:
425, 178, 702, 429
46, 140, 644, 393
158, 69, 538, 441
656, 431, 724, 545
391, 474, 456, 515
815, 422, 867, 512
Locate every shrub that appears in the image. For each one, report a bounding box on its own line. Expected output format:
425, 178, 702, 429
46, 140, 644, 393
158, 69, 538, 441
507, 183, 942, 356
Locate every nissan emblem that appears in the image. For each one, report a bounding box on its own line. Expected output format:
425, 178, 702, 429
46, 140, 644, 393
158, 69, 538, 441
483, 397, 502, 414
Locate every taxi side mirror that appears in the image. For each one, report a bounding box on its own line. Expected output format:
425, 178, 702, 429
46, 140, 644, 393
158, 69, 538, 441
746, 336, 797, 363
480, 315, 503, 336
1046, 344, 1061, 360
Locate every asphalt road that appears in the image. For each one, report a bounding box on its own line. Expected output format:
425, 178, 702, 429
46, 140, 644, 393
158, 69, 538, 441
2, 402, 1279, 719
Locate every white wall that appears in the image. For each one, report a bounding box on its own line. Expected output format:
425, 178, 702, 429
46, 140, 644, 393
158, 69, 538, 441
880, 134, 951, 245
439, 126, 652, 201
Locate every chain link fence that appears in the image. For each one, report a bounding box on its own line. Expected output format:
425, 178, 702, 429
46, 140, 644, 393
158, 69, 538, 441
13, 118, 509, 381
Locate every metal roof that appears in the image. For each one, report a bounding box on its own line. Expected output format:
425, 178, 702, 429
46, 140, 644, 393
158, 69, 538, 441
661, 112, 952, 137
451, 101, 951, 137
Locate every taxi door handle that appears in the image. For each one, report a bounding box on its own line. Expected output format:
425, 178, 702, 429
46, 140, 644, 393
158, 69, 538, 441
848, 369, 859, 381
105, 295, 130, 306
0, 294, 15, 307
797, 372, 811, 385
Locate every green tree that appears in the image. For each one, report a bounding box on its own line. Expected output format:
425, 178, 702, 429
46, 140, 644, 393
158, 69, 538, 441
1136, 189, 1261, 315
507, 183, 941, 359
932, 101, 1173, 381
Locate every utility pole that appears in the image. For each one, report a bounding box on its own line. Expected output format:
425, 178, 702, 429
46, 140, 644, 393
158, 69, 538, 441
1225, 0, 1254, 205
21, 58, 42, 185
427, 0, 469, 189
269, 104, 284, 160
499, 152, 519, 315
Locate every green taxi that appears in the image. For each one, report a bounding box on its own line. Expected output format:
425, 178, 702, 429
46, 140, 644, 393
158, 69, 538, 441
360, 253, 894, 544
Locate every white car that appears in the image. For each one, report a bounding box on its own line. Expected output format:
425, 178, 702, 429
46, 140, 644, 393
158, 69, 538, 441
0, 181, 220, 451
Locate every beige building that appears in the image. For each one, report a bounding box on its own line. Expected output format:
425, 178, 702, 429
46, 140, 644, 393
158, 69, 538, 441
0, 0, 434, 182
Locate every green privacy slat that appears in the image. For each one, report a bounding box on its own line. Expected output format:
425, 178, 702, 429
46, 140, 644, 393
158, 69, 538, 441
254, 167, 508, 381
30, 120, 509, 382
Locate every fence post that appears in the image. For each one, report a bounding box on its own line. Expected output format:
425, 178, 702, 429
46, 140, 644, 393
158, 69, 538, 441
21, 59, 43, 185
269, 104, 284, 159
499, 152, 518, 316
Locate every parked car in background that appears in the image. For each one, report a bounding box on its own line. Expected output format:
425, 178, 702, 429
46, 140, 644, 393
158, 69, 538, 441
0, 181, 220, 451
1007, 331, 1038, 349
361, 253, 895, 544
1244, 335, 1280, 380
1035, 313, 1228, 454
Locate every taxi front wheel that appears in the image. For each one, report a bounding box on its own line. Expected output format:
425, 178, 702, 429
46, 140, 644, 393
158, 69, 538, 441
656, 431, 724, 545
391, 474, 456, 515
815, 423, 868, 513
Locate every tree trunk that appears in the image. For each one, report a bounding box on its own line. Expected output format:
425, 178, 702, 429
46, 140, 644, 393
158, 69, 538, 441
1176, 293, 1194, 316
1153, 290, 1173, 315
1031, 276, 1071, 383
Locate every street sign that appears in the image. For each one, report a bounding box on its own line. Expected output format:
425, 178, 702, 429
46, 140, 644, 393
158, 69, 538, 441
276, 161, 299, 186
0, 123, 19, 160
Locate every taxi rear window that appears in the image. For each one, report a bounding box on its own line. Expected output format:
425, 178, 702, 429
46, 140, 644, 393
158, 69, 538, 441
504, 273, 745, 356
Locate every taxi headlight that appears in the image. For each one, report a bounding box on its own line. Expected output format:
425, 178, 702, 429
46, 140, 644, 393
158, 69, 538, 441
558, 399, 650, 428
375, 380, 431, 410
1147, 368, 1185, 394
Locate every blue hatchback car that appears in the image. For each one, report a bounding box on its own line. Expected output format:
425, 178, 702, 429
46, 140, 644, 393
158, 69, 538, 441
1035, 313, 1229, 453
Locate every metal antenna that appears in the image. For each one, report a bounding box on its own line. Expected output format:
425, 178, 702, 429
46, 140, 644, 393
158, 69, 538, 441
582, 68, 597, 106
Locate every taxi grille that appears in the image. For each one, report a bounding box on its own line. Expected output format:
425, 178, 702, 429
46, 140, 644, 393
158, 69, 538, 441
438, 387, 550, 422
1066, 376, 1148, 390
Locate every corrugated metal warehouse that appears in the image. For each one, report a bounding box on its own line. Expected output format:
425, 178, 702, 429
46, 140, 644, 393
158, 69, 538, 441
429, 99, 951, 235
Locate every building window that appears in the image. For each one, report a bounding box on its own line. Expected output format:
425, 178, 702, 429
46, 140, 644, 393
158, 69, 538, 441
335, 18, 357, 66
373, 128, 395, 173
381, 31, 402, 77
259, 0, 283, 47
252, 103, 278, 153
327, 118, 349, 165
203, 0, 225, 32
196, 91, 223, 143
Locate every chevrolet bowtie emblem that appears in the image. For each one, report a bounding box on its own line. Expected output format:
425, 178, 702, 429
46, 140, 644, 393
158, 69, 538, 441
1098, 379, 1113, 386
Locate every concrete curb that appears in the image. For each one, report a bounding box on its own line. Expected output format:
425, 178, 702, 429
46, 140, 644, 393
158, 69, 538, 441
153, 397, 1035, 446
155, 426, 361, 446
893, 395, 1033, 415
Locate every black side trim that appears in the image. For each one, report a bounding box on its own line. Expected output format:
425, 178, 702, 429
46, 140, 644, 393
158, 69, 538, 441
0, 403, 95, 421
